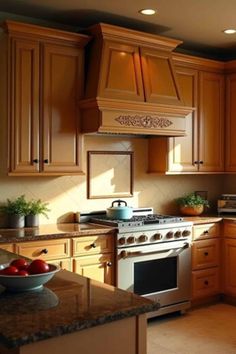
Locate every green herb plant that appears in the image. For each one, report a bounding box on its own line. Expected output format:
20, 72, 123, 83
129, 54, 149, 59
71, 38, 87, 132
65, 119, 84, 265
0, 195, 28, 215
26, 199, 50, 218
175, 193, 210, 208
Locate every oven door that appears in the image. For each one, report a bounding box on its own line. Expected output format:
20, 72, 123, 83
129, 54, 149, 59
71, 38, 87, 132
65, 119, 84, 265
117, 240, 191, 308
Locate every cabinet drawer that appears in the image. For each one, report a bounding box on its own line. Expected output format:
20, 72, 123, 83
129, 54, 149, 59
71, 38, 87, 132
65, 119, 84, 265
224, 221, 236, 238
192, 239, 220, 270
0, 243, 15, 253
193, 223, 220, 240
192, 268, 220, 299
73, 253, 114, 285
72, 235, 114, 256
15, 239, 71, 260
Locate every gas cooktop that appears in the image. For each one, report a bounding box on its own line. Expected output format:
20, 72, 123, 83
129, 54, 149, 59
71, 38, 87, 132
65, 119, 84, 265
90, 214, 184, 228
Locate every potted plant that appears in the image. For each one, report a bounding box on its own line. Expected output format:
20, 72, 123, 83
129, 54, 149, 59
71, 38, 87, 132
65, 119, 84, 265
25, 199, 50, 227
175, 193, 209, 216
0, 195, 28, 228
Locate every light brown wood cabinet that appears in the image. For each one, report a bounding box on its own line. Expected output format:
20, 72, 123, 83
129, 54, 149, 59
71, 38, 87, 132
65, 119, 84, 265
3, 21, 89, 176
225, 71, 236, 171
191, 222, 221, 301
148, 57, 225, 174
72, 235, 114, 285
8, 233, 115, 282
223, 221, 236, 296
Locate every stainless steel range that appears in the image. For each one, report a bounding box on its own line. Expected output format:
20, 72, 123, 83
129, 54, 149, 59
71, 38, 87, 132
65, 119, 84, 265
83, 208, 193, 318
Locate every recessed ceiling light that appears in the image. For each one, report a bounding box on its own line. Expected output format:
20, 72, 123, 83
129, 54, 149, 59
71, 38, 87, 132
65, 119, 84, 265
139, 9, 156, 16
223, 29, 236, 34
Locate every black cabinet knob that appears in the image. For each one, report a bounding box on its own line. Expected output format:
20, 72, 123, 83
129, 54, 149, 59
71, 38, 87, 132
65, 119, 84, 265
33, 159, 39, 163
204, 280, 209, 286
41, 248, 48, 254
107, 262, 112, 267
194, 161, 199, 164
44, 159, 49, 164
204, 251, 209, 256
90, 243, 96, 248
199, 160, 204, 164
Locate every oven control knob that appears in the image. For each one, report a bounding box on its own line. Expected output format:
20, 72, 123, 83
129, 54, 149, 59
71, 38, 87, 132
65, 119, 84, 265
174, 231, 182, 238
166, 231, 174, 239
138, 234, 148, 243
153, 233, 163, 241
182, 230, 191, 237
118, 237, 126, 245
127, 236, 135, 244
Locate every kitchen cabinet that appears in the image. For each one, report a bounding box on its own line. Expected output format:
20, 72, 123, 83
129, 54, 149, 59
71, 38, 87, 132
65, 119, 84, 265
223, 220, 236, 297
0, 243, 15, 253
3, 21, 90, 175
72, 235, 115, 285
148, 55, 225, 173
191, 222, 221, 301
225, 69, 236, 171
15, 238, 71, 271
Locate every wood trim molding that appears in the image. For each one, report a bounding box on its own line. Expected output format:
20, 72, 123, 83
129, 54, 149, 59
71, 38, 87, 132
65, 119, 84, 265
173, 52, 225, 72
89, 23, 183, 51
3, 20, 91, 47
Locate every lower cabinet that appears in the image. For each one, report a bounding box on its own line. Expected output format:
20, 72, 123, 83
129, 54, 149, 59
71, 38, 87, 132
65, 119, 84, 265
223, 238, 236, 296
9, 233, 115, 286
191, 222, 221, 301
73, 254, 114, 285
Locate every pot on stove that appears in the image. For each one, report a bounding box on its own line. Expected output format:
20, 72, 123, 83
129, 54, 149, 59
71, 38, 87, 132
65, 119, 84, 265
106, 199, 133, 220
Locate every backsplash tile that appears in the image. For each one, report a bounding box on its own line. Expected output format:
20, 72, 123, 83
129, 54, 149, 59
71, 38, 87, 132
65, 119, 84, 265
0, 136, 223, 226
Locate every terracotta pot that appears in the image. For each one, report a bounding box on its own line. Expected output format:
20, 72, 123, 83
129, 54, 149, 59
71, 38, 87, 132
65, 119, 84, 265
180, 205, 204, 216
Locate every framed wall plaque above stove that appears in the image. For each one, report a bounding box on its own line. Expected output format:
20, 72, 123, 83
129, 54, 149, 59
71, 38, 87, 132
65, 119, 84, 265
87, 151, 134, 199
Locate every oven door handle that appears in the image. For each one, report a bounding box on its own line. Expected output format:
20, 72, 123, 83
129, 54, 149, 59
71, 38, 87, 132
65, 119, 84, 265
119, 242, 190, 259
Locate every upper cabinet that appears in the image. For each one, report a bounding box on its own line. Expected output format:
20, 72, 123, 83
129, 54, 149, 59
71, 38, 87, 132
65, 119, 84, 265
148, 54, 225, 174
225, 62, 236, 172
3, 21, 90, 176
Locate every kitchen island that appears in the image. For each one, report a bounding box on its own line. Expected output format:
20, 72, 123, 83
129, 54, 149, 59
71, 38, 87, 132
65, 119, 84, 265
0, 249, 159, 354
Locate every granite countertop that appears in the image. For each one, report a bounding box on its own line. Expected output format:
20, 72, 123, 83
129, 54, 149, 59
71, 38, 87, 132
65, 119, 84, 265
0, 249, 159, 349
0, 223, 116, 243
183, 215, 223, 224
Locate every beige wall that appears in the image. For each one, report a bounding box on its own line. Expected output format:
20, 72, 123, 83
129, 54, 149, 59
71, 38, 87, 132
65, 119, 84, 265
0, 135, 224, 226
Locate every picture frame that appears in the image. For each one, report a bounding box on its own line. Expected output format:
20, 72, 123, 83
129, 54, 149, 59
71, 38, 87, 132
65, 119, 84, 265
87, 151, 134, 199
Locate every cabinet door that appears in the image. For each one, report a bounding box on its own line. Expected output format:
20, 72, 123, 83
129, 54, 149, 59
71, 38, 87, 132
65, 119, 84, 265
10, 38, 40, 173
42, 43, 84, 173
48, 258, 72, 271
198, 72, 224, 171
168, 66, 198, 172
225, 73, 236, 171
192, 239, 220, 270
98, 40, 144, 101
73, 253, 114, 285
223, 238, 236, 296
192, 268, 220, 299
140, 47, 183, 105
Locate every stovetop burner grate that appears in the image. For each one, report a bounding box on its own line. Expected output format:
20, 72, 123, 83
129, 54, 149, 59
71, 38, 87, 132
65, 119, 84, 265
90, 214, 183, 228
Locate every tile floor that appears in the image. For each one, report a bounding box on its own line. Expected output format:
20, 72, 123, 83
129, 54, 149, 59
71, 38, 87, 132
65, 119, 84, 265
147, 303, 236, 354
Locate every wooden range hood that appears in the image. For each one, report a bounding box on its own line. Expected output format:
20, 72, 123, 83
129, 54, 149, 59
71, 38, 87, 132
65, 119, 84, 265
79, 23, 193, 137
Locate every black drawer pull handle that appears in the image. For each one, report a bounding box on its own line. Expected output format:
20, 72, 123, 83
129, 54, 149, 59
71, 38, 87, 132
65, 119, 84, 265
107, 262, 112, 267
204, 280, 209, 286
91, 243, 96, 248
203, 230, 209, 234
41, 248, 48, 254
204, 251, 209, 256
33, 159, 39, 163
44, 159, 49, 164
